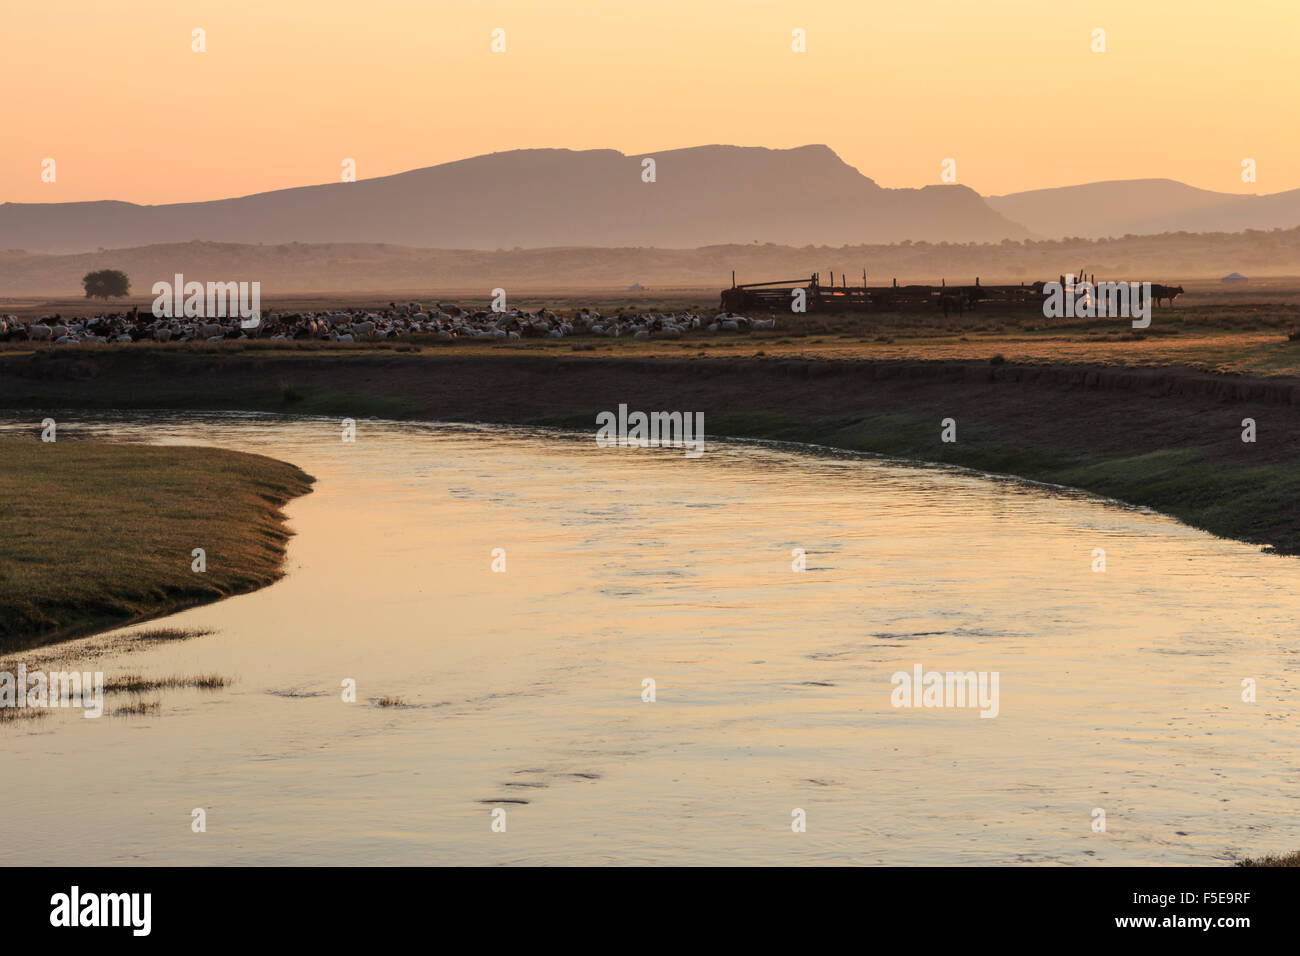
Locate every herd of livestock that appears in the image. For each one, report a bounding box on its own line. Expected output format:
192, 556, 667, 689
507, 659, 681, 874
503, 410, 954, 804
0, 304, 777, 345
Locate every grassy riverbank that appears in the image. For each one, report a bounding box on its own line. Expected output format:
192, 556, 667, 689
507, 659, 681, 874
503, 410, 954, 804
683, 411, 1300, 557
3, 346, 1297, 557
0, 440, 313, 652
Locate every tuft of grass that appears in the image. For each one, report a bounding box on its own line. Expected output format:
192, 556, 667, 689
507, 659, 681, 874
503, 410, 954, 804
131, 627, 214, 644
0, 706, 48, 722
113, 699, 161, 717
105, 674, 232, 694
189, 674, 229, 690
375, 696, 405, 707
1236, 850, 1300, 867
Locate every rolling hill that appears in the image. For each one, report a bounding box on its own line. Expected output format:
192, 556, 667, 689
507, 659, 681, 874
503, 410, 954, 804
986, 179, 1300, 239
0, 145, 1028, 254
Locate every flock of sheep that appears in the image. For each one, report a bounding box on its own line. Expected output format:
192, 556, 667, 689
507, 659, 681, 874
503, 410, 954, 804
0, 304, 776, 345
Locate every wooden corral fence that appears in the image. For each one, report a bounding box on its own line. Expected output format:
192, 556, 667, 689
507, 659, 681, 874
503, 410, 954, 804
720, 271, 1103, 315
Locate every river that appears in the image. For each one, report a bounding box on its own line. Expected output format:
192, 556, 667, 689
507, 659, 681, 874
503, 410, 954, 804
1, 412, 1297, 865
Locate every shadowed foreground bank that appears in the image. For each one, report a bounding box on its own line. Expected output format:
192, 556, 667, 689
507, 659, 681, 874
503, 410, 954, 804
2, 348, 1298, 556
0, 440, 313, 651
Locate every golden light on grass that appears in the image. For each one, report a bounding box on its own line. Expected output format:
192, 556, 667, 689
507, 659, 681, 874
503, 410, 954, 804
0, 442, 313, 652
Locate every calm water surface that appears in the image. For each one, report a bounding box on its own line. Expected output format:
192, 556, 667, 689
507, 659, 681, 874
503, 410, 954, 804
1, 412, 1297, 865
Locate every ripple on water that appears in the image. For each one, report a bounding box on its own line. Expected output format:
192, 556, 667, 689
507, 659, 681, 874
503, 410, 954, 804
2, 412, 1299, 865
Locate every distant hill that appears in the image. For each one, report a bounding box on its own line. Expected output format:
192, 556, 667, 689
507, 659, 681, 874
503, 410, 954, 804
986, 179, 1300, 239
0, 145, 1028, 254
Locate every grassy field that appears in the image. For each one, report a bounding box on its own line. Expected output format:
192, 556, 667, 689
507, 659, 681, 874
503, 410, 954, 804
0, 441, 313, 652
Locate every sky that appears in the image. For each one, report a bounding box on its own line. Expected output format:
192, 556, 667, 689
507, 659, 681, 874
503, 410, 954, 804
3, 0, 1296, 204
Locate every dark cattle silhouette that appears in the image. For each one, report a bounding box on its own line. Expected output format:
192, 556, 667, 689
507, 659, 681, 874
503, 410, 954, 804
938, 294, 964, 318
1151, 284, 1184, 307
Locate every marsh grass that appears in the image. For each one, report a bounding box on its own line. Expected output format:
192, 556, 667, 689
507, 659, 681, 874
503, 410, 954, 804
1236, 851, 1300, 867
0, 442, 313, 652
374, 696, 405, 707
113, 698, 161, 717
105, 673, 232, 693
0, 706, 48, 722
131, 627, 215, 644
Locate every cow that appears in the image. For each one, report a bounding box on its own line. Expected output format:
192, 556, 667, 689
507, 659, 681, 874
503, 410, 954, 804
1151, 284, 1184, 307
937, 294, 964, 318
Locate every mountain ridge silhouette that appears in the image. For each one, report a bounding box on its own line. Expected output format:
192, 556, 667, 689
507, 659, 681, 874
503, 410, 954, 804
0, 144, 1026, 253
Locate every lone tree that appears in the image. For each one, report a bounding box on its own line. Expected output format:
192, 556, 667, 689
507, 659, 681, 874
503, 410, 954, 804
82, 269, 130, 300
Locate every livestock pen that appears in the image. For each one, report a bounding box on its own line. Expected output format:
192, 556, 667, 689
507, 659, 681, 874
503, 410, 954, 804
719, 272, 1118, 315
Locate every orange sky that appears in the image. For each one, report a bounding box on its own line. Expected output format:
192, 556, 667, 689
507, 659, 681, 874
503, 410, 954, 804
3, 0, 1296, 205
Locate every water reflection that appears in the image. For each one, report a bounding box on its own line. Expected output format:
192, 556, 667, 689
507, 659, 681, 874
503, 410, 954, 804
1, 412, 1297, 865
